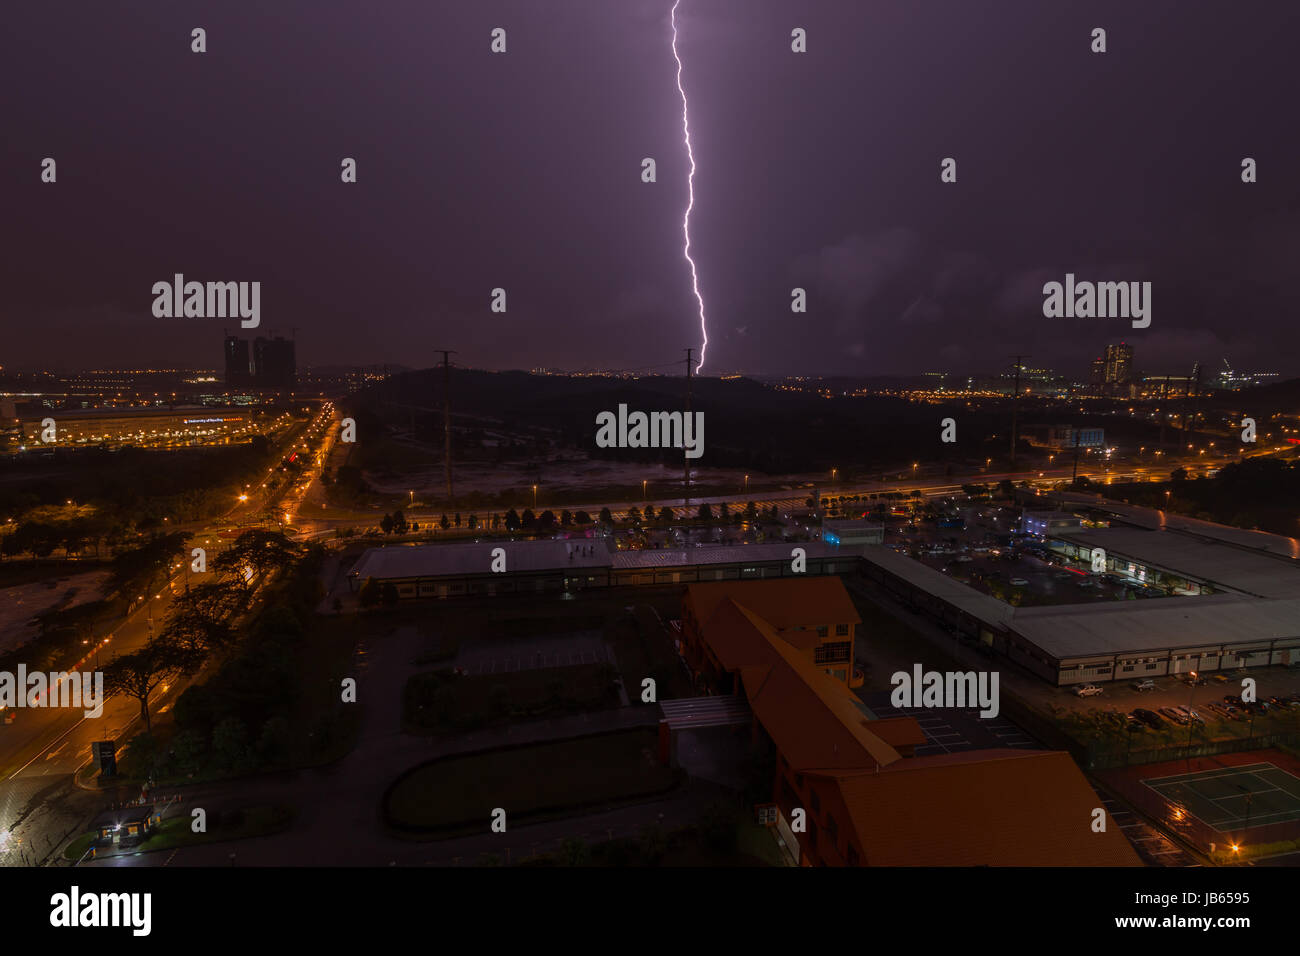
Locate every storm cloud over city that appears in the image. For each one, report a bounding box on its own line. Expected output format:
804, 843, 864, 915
1, 0, 1298, 940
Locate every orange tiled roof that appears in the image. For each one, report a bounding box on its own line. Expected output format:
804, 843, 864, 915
710, 601, 903, 770
864, 716, 929, 750
686, 578, 861, 633
825, 750, 1143, 866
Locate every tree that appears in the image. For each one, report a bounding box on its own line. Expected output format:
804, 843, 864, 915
504, 509, 520, 531
718, 501, 730, 521
599, 507, 613, 525
103, 641, 187, 732
440, 514, 450, 530
522, 508, 537, 528
559, 837, 590, 866
392, 510, 408, 534
697, 503, 714, 522
1171, 467, 1189, 482
488, 684, 511, 717
358, 577, 381, 608
574, 510, 592, 524
745, 501, 758, 522
560, 509, 572, 526
109, 531, 191, 599
454, 513, 461, 528
380, 513, 395, 535
214, 529, 298, 588
212, 717, 251, 771
538, 510, 556, 530
628, 506, 642, 524
642, 505, 655, 522
467, 514, 478, 530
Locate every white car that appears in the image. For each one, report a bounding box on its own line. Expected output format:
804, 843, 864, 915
1074, 684, 1104, 698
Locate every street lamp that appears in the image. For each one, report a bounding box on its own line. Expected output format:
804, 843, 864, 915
532, 484, 538, 509
643, 479, 648, 500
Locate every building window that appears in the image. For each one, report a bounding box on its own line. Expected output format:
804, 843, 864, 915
835, 623, 849, 636
816, 626, 828, 638
814, 642, 852, 665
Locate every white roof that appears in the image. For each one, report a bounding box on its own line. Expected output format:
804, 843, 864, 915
1012, 595, 1300, 662
351, 538, 612, 580
1054, 526, 1300, 599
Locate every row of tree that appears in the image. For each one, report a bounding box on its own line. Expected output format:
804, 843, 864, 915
102, 529, 301, 732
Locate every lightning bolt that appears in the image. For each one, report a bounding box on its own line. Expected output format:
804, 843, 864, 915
671, 0, 708, 373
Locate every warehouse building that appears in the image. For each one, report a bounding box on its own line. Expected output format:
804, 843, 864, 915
348, 538, 859, 600
859, 506, 1300, 686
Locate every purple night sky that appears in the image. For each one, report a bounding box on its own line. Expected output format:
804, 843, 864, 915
4, 0, 1299, 377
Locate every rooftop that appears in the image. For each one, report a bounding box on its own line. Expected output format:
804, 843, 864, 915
828, 751, 1142, 866
1011, 594, 1300, 661
685, 576, 861, 631
1054, 526, 1300, 599
350, 539, 612, 580
859, 545, 1015, 627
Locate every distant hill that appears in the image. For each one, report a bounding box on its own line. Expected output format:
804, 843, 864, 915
344, 369, 1017, 475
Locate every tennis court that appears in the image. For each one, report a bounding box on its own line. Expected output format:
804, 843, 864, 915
1142, 762, 1300, 830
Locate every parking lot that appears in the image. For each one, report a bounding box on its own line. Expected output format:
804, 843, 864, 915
1052, 669, 1300, 749
862, 691, 1041, 756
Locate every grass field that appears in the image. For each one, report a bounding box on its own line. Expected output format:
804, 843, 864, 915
384, 728, 678, 834
403, 662, 621, 733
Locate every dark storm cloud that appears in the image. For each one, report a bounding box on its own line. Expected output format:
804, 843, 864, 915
2, 0, 1298, 377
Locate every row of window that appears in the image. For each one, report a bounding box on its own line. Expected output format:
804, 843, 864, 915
814, 641, 852, 665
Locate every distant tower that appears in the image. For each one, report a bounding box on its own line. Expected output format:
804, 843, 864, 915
224, 335, 252, 386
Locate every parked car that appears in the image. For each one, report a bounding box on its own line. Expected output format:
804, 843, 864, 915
1181, 675, 1207, 687
1133, 679, 1157, 692
1209, 673, 1229, 684
1009, 577, 1029, 586
1159, 707, 1189, 725
1132, 708, 1165, 729
1075, 683, 1103, 698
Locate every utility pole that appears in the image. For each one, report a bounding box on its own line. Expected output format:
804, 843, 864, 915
683, 348, 694, 516
1071, 425, 1081, 484
435, 350, 457, 502
1164, 374, 1175, 447
1009, 355, 1028, 468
